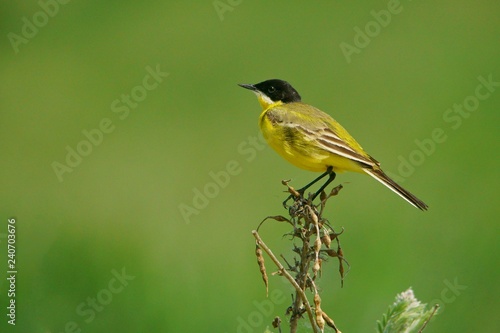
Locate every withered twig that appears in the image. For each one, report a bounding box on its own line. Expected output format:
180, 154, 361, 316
252, 230, 319, 333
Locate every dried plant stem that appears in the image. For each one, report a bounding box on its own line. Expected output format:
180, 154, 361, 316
252, 183, 345, 332
290, 226, 315, 333
252, 230, 319, 333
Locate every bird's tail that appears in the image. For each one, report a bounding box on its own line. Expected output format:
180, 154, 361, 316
363, 168, 428, 211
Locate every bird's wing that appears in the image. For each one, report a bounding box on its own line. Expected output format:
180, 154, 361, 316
268, 103, 379, 168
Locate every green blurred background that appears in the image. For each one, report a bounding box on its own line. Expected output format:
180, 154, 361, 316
1, 1, 499, 332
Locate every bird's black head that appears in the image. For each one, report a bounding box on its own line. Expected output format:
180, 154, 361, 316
239, 79, 302, 105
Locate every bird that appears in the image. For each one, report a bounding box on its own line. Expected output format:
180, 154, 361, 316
238, 79, 428, 210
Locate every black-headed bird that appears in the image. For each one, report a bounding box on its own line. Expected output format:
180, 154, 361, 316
239, 79, 428, 210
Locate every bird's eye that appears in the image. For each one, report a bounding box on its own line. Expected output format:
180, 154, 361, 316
268, 86, 276, 93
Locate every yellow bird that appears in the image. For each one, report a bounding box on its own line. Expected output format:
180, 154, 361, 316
239, 79, 428, 210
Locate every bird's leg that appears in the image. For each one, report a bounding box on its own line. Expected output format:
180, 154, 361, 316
282, 167, 335, 208
310, 168, 336, 202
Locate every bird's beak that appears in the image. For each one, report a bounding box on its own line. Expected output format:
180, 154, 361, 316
238, 83, 256, 91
